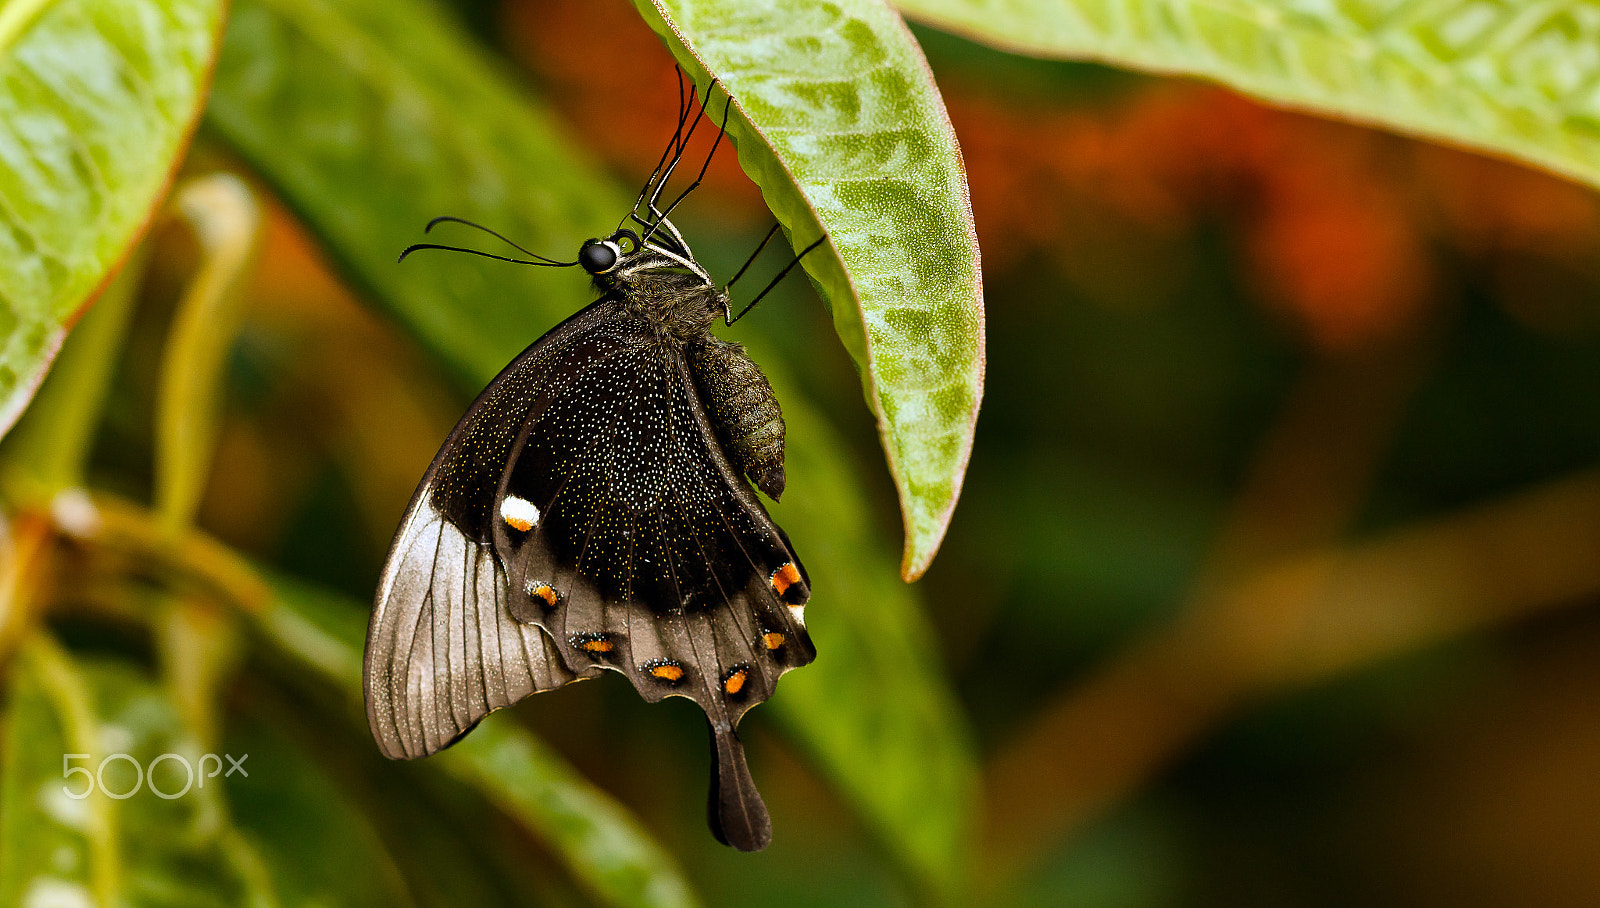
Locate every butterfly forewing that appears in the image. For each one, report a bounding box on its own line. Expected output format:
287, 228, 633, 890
365, 300, 623, 760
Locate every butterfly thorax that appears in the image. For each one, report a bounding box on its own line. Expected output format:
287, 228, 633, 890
598, 246, 788, 502
612, 267, 722, 340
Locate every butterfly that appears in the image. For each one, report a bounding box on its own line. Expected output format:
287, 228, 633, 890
363, 77, 824, 852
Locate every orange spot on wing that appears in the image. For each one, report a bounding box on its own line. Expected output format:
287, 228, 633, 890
579, 637, 613, 654
723, 671, 747, 695
648, 662, 684, 681
531, 584, 558, 607
762, 632, 785, 651
771, 562, 801, 596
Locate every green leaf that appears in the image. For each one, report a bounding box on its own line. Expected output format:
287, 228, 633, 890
628, 0, 985, 579
438, 724, 701, 908
0, 241, 143, 495
207, 0, 976, 889
0, 637, 110, 906
258, 573, 703, 908
893, 0, 1600, 190
223, 712, 422, 908
0, 0, 227, 437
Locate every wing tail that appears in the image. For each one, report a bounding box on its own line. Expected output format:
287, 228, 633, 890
706, 719, 771, 852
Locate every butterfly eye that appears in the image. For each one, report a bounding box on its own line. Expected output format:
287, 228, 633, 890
578, 239, 619, 274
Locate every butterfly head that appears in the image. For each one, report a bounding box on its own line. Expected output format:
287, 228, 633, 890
579, 226, 712, 294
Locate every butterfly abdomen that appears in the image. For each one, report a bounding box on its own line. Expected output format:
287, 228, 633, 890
688, 335, 786, 501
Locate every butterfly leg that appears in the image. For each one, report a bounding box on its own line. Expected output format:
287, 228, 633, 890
722, 222, 783, 313
624, 67, 696, 229
723, 235, 828, 325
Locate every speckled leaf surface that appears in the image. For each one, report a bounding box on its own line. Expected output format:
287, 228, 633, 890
894, 0, 1600, 190
0, 0, 225, 437
631, 0, 985, 580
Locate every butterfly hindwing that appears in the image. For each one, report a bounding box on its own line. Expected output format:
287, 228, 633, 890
486, 313, 814, 851
366, 498, 596, 760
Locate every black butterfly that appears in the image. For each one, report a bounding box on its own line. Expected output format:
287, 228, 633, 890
363, 79, 824, 852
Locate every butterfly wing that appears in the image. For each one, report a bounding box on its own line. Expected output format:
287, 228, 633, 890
486, 317, 814, 851
365, 295, 814, 850
365, 300, 627, 760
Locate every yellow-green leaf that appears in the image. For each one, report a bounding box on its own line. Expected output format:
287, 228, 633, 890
0, 0, 227, 436
631, 0, 986, 579
155, 173, 263, 533
895, 0, 1600, 189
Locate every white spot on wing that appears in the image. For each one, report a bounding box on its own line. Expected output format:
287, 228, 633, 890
500, 496, 540, 532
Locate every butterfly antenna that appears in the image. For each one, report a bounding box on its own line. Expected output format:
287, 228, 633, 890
724, 235, 826, 325
398, 243, 577, 267
659, 80, 710, 203
422, 216, 568, 265
625, 88, 694, 240
724, 222, 781, 291
642, 80, 709, 219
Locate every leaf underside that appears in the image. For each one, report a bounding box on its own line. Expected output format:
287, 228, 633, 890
894, 0, 1600, 191
632, 0, 987, 580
